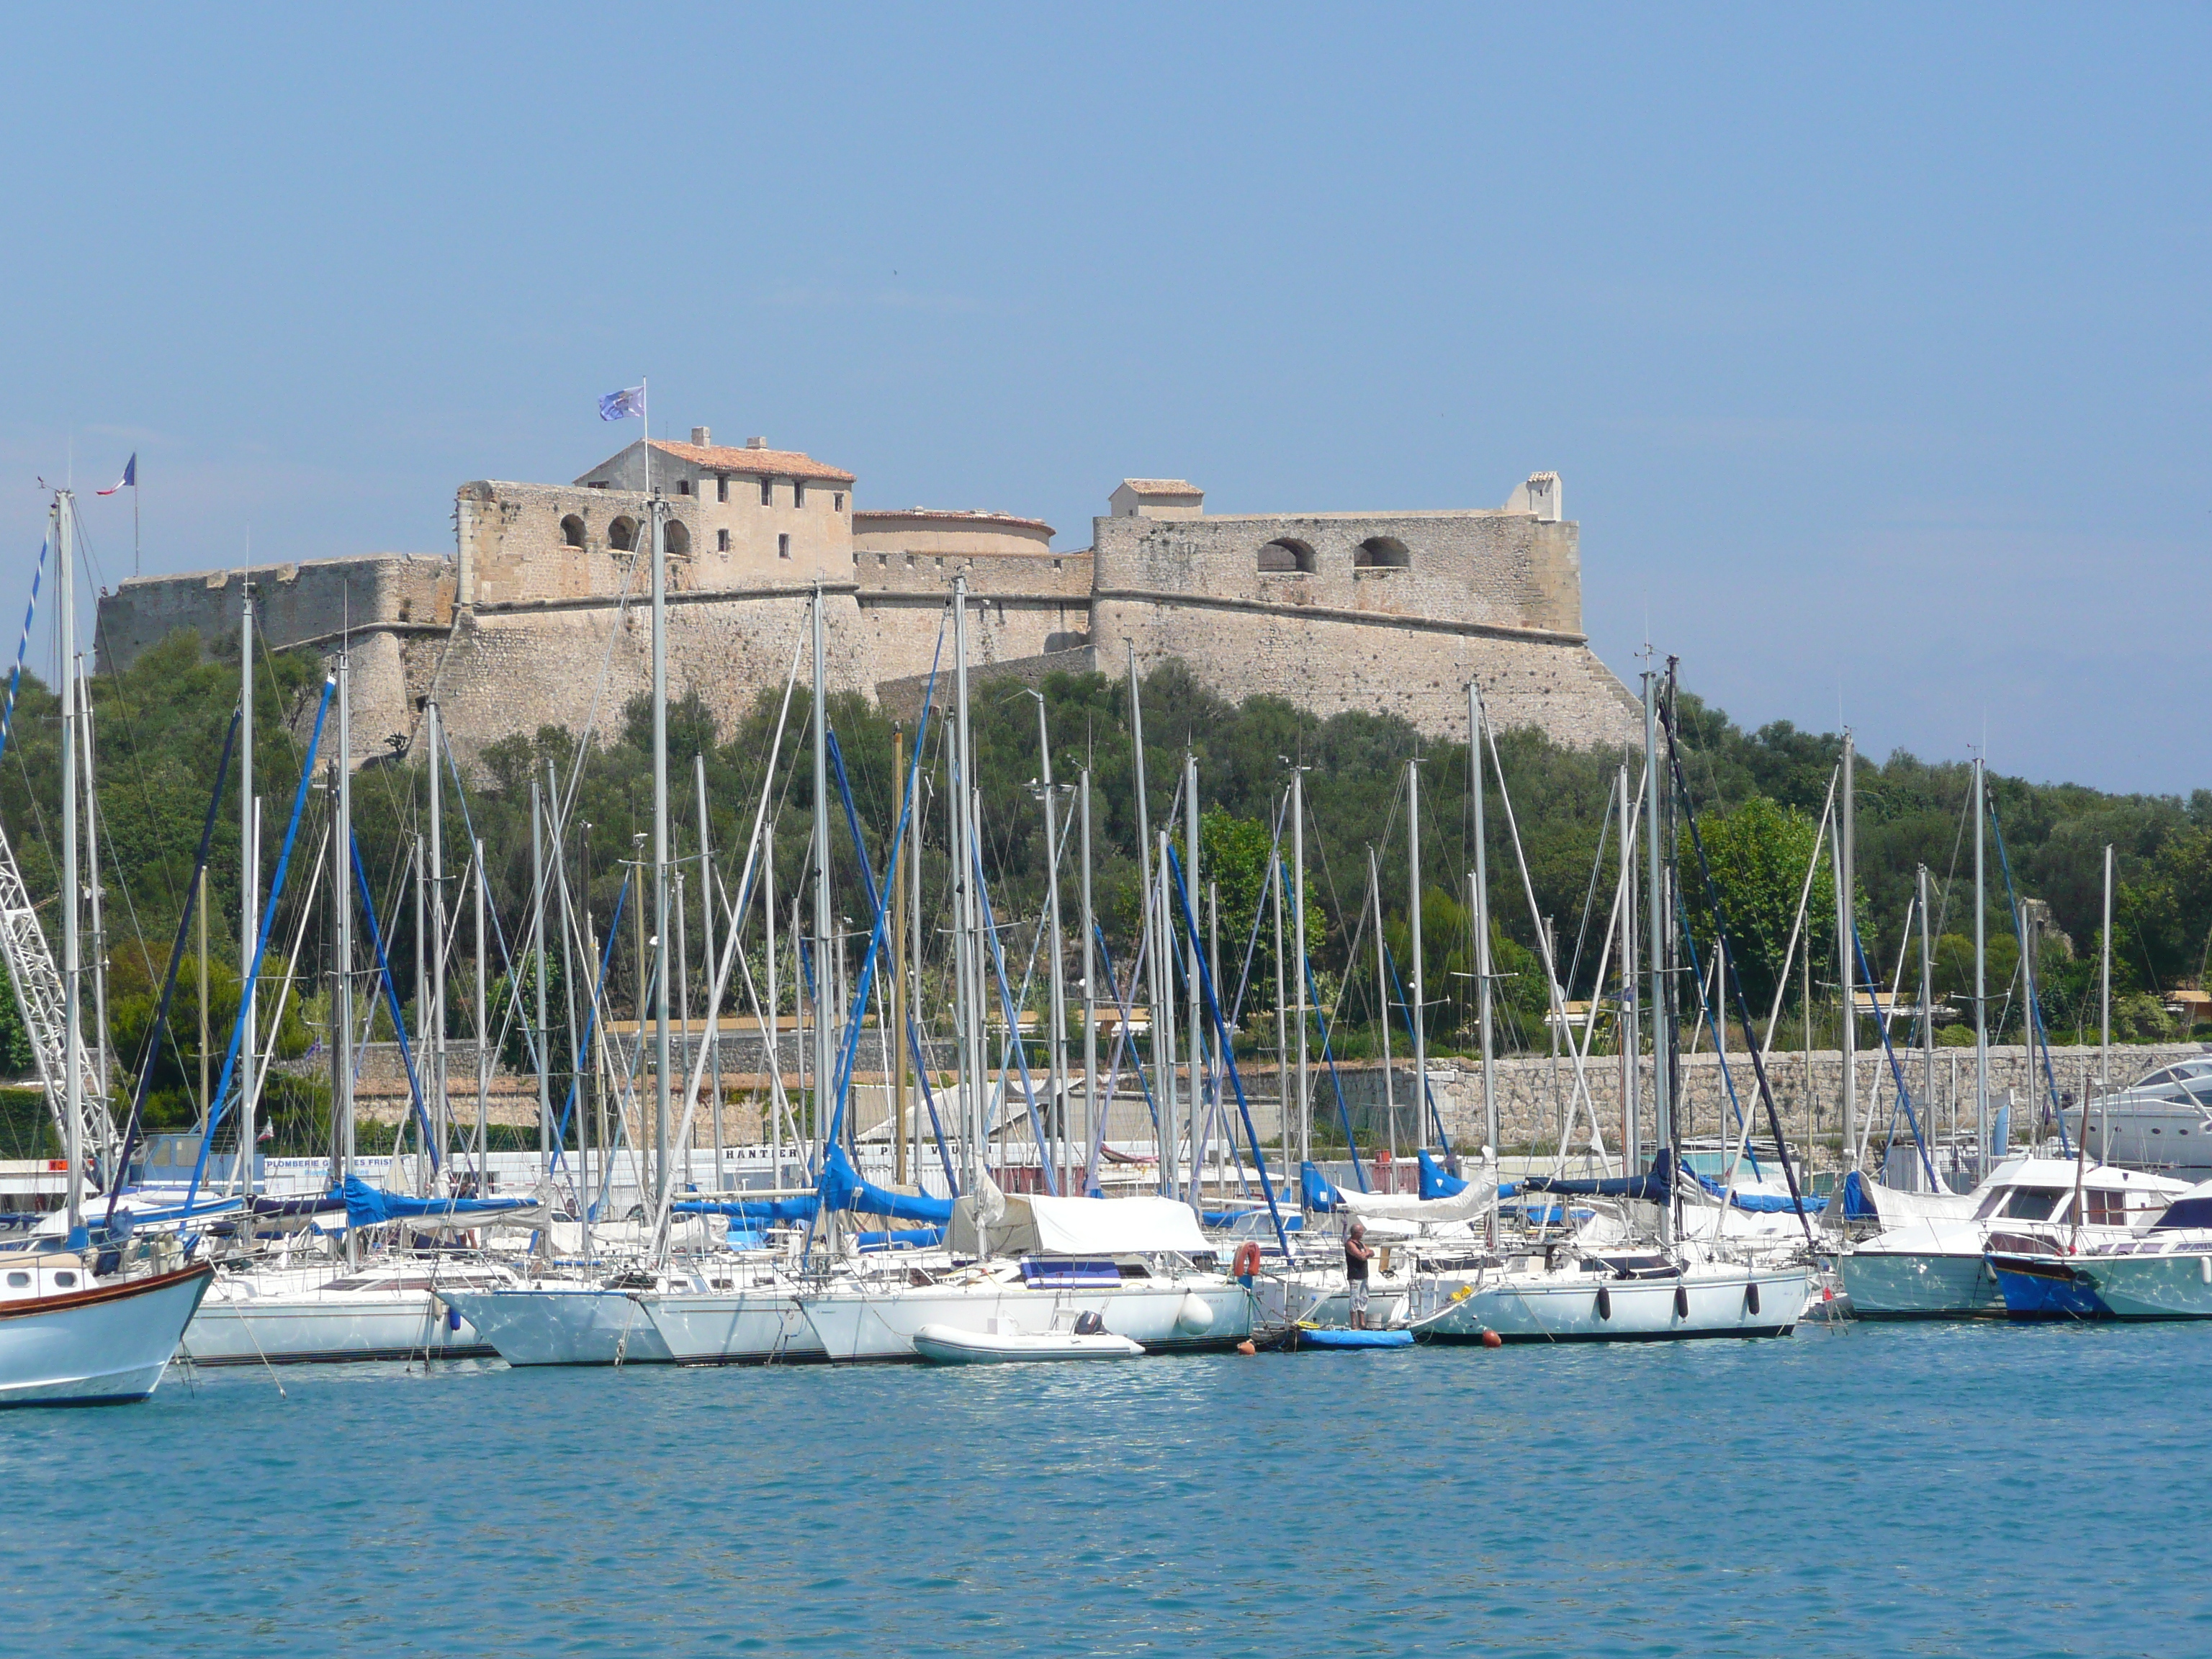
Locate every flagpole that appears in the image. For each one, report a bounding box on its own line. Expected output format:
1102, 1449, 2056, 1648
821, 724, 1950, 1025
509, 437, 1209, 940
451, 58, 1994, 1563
132, 475, 140, 580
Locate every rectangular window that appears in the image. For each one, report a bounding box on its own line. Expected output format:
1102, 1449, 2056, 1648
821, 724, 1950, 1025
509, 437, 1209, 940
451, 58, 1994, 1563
760, 479, 773, 507
795, 483, 807, 508
833, 492, 844, 512
716, 475, 729, 503
778, 534, 790, 559
677, 479, 692, 495
717, 529, 730, 552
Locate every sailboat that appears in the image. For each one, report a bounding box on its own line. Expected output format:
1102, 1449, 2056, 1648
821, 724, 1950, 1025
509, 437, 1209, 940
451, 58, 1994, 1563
0, 490, 214, 1405
1413, 666, 1811, 1344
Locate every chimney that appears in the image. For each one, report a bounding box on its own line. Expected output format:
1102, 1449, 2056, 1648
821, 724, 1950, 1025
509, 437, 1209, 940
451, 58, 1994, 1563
691, 426, 711, 446
747, 436, 768, 450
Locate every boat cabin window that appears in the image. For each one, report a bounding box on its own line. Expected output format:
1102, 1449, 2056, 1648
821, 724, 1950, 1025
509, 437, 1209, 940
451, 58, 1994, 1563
2087, 1188, 2127, 1227
2000, 1187, 2067, 1221
5, 1272, 26, 1287
53, 1271, 76, 1287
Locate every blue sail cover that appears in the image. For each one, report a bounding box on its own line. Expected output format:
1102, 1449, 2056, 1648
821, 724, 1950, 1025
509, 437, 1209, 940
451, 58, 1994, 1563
338, 1175, 539, 1229
1418, 1150, 1467, 1199
674, 1194, 821, 1225
819, 1144, 954, 1224
1301, 1161, 1345, 1213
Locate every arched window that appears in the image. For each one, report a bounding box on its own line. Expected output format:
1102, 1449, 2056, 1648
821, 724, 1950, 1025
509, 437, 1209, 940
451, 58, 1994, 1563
1258, 537, 1316, 573
1354, 536, 1410, 568
608, 515, 637, 552
665, 521, 691, 558
560, 514, 585, 549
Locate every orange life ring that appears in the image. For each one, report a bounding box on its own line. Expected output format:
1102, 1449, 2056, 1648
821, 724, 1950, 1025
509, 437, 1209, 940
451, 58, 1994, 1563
1232, 1242, 1262, 1280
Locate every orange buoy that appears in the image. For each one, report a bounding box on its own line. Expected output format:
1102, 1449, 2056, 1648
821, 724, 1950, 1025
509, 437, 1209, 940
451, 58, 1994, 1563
1232, 1242, 1263, 1280
1480, 1329, 1503, 1349
1236, 1340, 1257, 1355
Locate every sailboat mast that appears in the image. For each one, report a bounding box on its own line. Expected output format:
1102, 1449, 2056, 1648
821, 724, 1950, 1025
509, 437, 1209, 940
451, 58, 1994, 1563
531, 773, 549, 1180
238, 562, 256, 1197
811, 583, 832, 1186
652, 495, 672, 1215
2100, 843, 2113, 1106
1408, 757, 1426, 1154
1371, 847, 1393, 1161
1619, 759, 1637, 1173
1839, 730, 1856, 1173
950, 579, 976, 1192
698, 754, 724, 1190
1643, 671, 1671, 1242
1184, 752, 1201, 1215
1974, 756, 1989, 1173
334, 652, 355, 1197
57, 494, 82, 1233
77, 673, 107, 1113
1035, 696, 1066, 1190
1125, 644, 1161, 1191
1469, 683, 1494, 1163
1292, 762, 1310, 1172
428, 700, 447, 1177
1080, 768, 1097, 1191
1918, 862, 1933, 1181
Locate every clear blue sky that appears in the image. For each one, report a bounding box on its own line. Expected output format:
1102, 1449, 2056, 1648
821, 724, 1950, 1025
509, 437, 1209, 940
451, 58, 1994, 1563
4, 6, 2206, 791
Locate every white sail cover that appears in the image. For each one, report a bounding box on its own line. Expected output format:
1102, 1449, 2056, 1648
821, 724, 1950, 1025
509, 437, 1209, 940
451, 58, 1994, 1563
950, 1192, 1212, 1257
1334, 1182, 1492, 1225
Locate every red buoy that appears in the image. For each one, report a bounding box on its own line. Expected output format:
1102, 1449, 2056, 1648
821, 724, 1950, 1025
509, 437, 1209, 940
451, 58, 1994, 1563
1236, 1340, 1257, 1355
1480, 1329, 1503, 1349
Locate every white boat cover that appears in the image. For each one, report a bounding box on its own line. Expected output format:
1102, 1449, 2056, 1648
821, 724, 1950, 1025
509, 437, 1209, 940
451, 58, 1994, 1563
950, 1189, 1212, 1257
1333, 1182, 1492, 1224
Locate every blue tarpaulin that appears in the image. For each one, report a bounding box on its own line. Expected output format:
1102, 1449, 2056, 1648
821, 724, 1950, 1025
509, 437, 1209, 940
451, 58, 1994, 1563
819, 1144, 954, 1224
1301, 1161, 1346, 1213
674, 1194, 822, 1225
338, 1175, 538, 1229
855, 1226, 943, 1251
1418, 1150, 1467, 1199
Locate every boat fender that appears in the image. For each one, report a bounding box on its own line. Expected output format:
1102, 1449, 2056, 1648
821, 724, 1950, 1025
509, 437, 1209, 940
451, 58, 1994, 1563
448, 1303, 462, 1333
2202, 1256, 2211, 1285
1673, 1284, 1690, 1319
1745, 1282, 1761, 1317
1480, 1328, 1503, 1349
1174, 1292, 1215, 1335
1232, 1242, 1262, 1282
1595, 1285, 1612, 1321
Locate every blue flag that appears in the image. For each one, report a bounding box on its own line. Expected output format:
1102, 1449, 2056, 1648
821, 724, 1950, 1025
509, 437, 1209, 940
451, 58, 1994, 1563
598, 385, 644, 421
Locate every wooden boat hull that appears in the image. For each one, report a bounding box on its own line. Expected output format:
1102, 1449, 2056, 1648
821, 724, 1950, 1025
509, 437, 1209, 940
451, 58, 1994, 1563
0, 1263, 214, 1406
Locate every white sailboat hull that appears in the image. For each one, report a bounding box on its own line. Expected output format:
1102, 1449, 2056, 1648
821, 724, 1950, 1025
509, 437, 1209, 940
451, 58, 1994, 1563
1419, 1262, 1808, 1343
0, 1264, 214, 1406
438, 1286, 673, 1365
183, 1290, 491, 1364
801, 1279, 1251, 1362
638, 1291, 824, 1364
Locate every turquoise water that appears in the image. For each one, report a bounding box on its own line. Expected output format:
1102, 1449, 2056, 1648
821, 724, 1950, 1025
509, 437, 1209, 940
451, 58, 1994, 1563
6, 1323, 2207, 1656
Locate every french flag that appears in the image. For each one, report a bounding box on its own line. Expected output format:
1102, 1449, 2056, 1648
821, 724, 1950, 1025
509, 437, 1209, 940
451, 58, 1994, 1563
96, 453, 135, 495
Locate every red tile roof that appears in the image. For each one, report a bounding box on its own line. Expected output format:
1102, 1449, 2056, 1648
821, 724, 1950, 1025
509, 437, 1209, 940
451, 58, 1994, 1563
649, 439, 855, 484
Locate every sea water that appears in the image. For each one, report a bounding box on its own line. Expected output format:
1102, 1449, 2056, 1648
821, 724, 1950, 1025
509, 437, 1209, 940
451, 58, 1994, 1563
5, 1321, 2207, 1657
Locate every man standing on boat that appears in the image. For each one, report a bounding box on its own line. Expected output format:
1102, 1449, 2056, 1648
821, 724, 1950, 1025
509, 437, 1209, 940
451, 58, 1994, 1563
1345, 1223, 1374, 1328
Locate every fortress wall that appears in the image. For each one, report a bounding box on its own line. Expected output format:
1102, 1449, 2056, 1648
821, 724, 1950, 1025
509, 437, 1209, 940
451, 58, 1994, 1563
100, 555, 452, 666
1092, 510, 1582, 634
400, 588, 873, 767
1091, 593, 1639, 750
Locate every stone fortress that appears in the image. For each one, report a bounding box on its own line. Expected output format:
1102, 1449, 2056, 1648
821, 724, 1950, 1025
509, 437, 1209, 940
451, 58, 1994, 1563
96, 428, 1640, 766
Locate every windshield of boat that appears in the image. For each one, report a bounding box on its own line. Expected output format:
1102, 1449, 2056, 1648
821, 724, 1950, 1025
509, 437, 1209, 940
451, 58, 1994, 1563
1988, 1187, 2068, 1222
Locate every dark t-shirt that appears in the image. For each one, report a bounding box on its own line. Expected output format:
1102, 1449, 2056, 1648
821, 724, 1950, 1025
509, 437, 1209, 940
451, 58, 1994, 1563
1345, 1241, 1369, 1282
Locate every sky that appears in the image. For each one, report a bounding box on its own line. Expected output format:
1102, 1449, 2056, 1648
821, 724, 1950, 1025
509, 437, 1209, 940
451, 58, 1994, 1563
2, 6, 2206, 792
